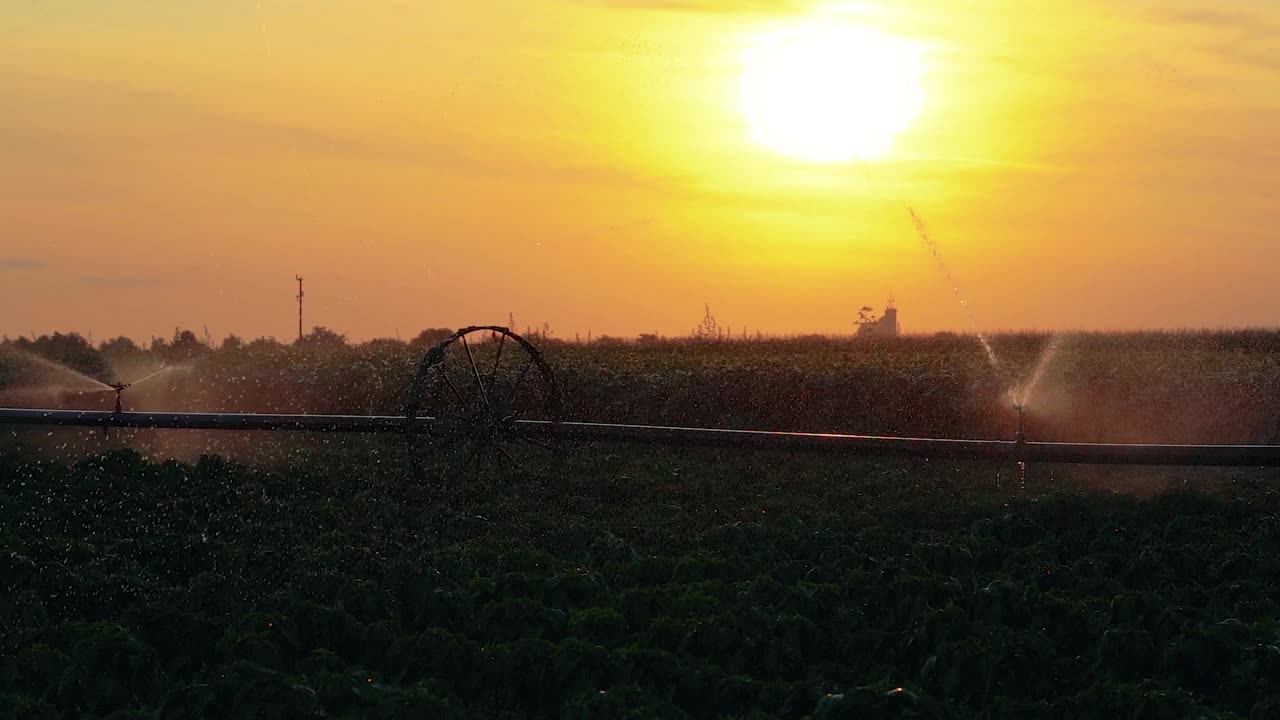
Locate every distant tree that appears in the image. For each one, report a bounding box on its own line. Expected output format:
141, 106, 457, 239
245, 337, 284, 353
360, 338, 408, 353
637, 333, 661, 345
856, 306, 878, 327
99, 336, 142, 359
167, 328, 211, 361
692, 304, 721, 341
409, 328, 455, 350
296, 326, 348, 351
221, 334, 245, 350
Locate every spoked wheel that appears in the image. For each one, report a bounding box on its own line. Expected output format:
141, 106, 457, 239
403, 326, 562, 484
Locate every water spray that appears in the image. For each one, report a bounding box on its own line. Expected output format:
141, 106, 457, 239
906, 205, 1001, 370
126, 365, 181, 388
2, 347, 114, 392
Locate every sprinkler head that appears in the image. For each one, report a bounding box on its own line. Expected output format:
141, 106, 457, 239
108, 383, 130, 414
1014, 404, 1027, 444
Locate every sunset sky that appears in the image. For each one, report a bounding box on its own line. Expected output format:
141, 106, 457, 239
2, 1, 1279, 342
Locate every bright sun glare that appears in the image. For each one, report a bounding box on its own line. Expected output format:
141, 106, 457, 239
740, 21, 924, 163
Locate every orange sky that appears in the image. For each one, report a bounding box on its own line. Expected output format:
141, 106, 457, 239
2, 1, 1279, 342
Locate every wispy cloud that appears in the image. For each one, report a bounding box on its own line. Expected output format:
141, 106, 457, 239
0, 257, 44, 271
582, 0, 883, 19
1132, 1, 1280, 74
1139, 5, 1274, 30
78, 274, 165, 287
0, 70, 671, 193
582, 0, 804, 13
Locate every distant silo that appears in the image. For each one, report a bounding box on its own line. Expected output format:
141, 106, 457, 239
857, 298, 900, 339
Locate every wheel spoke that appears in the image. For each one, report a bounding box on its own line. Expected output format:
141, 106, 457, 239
438, 366, 468, 408
488, 333, 507, 390
461, 334, 492, 411
507, 357, 534, 412
496, 443, 525, 473
516, 435, 556, 451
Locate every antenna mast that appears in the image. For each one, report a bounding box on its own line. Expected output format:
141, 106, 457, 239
295, 275, 304, 341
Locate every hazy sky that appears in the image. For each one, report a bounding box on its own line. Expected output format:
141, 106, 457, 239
2, 0, 1278, 341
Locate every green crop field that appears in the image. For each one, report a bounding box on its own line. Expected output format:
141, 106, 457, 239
4, 330, 1280, 718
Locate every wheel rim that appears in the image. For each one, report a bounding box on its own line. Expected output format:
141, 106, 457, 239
403, 326, 561, 482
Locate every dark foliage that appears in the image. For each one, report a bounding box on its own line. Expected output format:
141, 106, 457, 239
3, 444, 1279, 718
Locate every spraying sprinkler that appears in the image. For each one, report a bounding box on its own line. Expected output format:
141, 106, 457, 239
108, 383, 131, 414
1013, 402, 1027, 444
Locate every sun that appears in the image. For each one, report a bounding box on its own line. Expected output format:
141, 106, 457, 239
739, 21, 924, 162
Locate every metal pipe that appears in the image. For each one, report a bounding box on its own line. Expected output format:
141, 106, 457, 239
0, 408, 440, 434
4, 407, 1280, 467
519, 420, 1280, 466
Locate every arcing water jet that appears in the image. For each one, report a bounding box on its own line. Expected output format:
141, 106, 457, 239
125, 364, 186, 388
1, 347, 113, 391
1010, 333, 1066, 410
907, 206, 1001, 370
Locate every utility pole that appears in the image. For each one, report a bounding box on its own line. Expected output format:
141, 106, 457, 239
295, 275, 304, 341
